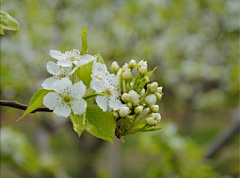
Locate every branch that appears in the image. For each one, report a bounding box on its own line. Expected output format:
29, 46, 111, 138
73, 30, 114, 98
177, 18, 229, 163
0, 100, 52, 113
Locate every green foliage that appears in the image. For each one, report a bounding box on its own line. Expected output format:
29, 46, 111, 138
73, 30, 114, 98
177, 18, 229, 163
18, 89, 51, 120
70, 113, 85, 137
76, 61, 93, 88
0, 10, 19, 35
81, 27, 88, 55
85, 106, 116, 143
95, 53, 105, 64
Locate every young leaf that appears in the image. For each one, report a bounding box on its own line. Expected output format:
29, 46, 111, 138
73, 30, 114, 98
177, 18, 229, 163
85, 106, 116, 143
18, 89, 51, 120
146, 67, 157, 78
81, 27, 87, 55
141, 126, 163, 132
95, 54, 105, 64
77, 61, 93, 88
0, 10, 20, 34
70, 113, 85, 137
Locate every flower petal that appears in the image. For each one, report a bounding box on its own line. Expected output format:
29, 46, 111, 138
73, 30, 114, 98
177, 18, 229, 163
90, 79, 105, 93
96, 95, 108, 112
53, 104, 71, 118
57, 60, 73, 67
42, 77, 58, 90
43, 92, 62, 109
53, 78, 72, 94
70, 81, 86, 99
109, 98, 124, 111
46, 61, 61, 75
71, 98, 87, 115
49, 50, 66, 61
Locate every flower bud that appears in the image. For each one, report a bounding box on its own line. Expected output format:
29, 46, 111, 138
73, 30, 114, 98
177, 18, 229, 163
134, 106, 143, 115
119, 106, 129, 117
122, 93, 131, 103
129, 59, 136, 68
142, 107, 150, 115
111, 61, 119, 72
140, 89, 145, 96
157, 86, 163, 93
145, 94, 157, 106
156, 93, 162, 100
150, 82, 158, 93
138, 60, 147, 68
129, 90, 140, 106
139, 66, 147, 74
143, 76, 149, 82
151, 105, 159, 113
122, 63, 129, 71
152, 113, 161, 123
126, 102, 132, 109
145, 117, 156, 126
123, 69, 132, 80
112, 111, 119, 119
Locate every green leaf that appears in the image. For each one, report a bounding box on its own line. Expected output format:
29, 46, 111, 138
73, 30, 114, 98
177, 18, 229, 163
0, 10, 20, 31
85, 106, 116, 143
0, 27, 4, 35
95, 53, 105, 64
146, 67, 157, 78
81, 27, 87, 55
70, 113, 85, 137
18, 89, 51, 120
77, 61, 93, 88
141, 126, 163, 132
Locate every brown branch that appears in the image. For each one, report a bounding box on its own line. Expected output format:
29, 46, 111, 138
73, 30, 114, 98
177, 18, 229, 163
0, 100, 52, 113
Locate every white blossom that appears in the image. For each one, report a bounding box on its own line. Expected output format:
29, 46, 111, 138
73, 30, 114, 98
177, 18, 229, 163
49, 49, 95, 70
145, 94, 157, 106
43, 78, 87, 118
90, 62, 124, 112
151, 113, 161, 123
134, 106, 143, 115
137, 60, 147, 68
119, 106, 129, 117
151, 105, 159, 113
42, 61, 72, 90
129, 90, 140, 106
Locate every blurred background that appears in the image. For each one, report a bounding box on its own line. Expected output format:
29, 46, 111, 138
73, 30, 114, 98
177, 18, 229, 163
1, 0, 239, 177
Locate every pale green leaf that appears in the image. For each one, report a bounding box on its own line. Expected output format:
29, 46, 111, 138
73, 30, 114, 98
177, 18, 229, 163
85, 106, 116, 143
70, 113, 85, 137
18, 89, 51, 120
95, 53, 105, 64
146, 67, 157, 78
0, 10, 20, 31
81, 27, 87, 55
77, 61, 93, 88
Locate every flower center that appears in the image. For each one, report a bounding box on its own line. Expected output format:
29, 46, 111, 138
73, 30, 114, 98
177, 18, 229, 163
62, 95, 72, 104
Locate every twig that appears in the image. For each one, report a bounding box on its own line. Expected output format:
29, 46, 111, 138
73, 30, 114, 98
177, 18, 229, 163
0, 100, 52, 113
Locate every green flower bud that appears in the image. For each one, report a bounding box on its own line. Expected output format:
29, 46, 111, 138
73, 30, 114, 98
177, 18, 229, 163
151, 105, 159, 113
123, 69, 132, 80
134, 106, 143, 115
126, 102, 133, 109
122, 93, 131, 103
150, 82, 158, 93
157, 86, 163, 93
156, 93, 162, 100
129, 59, 136, 68
112, 111, 119, 119
111, 61, 119, 72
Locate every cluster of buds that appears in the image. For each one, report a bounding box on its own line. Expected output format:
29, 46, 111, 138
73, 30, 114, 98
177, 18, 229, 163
110, 60, 163, 142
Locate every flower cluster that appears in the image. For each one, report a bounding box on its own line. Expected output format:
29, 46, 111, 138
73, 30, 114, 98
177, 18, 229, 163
22, 28, 163, 143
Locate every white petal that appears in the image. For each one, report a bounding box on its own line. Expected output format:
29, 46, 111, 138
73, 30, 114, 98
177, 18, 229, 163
46, 61, 61, 75
92, 62, 108, 77
109, 99, 124, 111
80, 54, 95, 63
70, 81, 86, 99
57, 60, 73, 67
71, 98, 87, 115
96, 95, 108, 112
42, 77, 58, 90
43, 92, 62, 109
53, 78, 72, 94
49, 50, 66, 61
53, 104, 71, 118
90, 79, 105, 93
104, 74, 119, 89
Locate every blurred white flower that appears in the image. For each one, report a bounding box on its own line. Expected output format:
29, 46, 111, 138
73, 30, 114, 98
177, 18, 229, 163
43, 78, 87, 117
